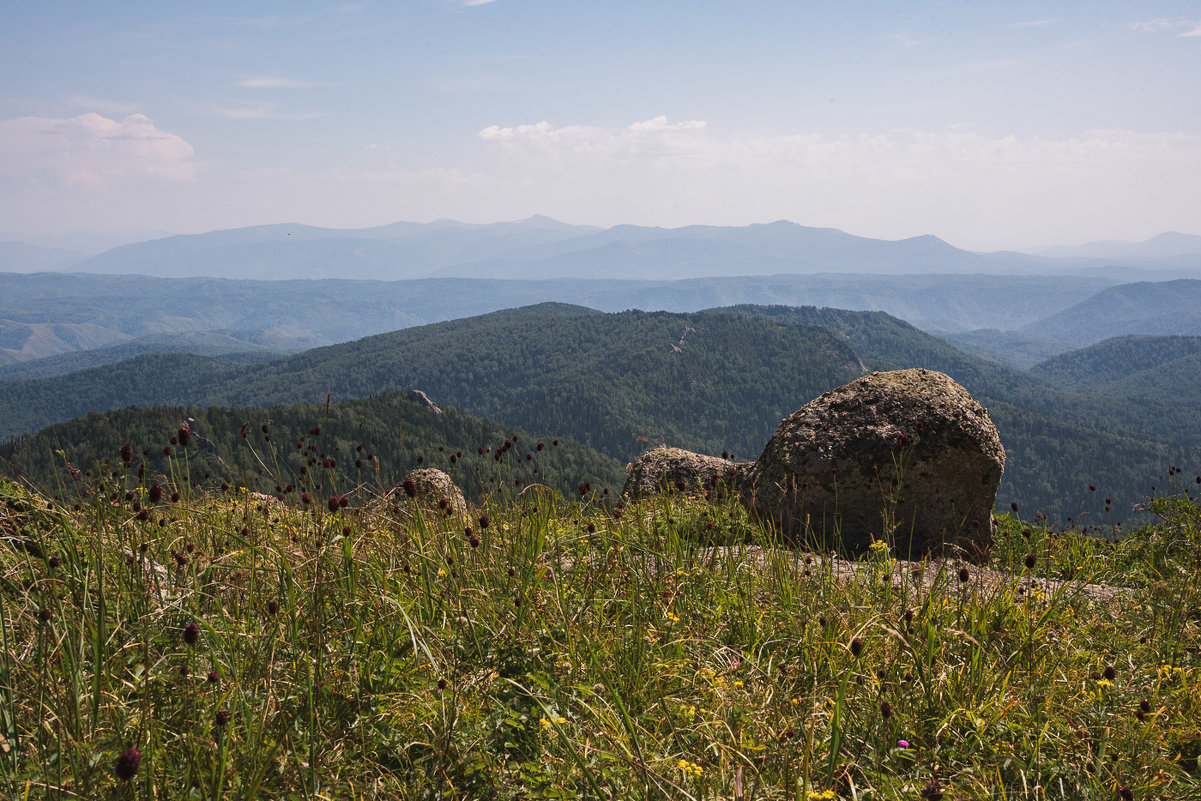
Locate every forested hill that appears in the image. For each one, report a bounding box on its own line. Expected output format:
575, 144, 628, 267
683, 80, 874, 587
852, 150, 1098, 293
0, 304, 866, 459
1029, 335, 1201, 401
683, 305, 1192, 524
1, 302, 1193, 523
3, 391, 625, 504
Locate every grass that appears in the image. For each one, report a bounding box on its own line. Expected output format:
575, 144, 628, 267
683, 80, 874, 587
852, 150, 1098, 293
0, 431, 1200, 800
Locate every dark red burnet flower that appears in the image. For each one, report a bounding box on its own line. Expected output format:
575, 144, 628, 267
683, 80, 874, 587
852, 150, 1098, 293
850, 637, 864, 657
214, 708, 231, 727
402, 478, 417, 498
177, 426, 190, 447
182, 622, 200, 646
114, 746, 141, 780
119, 443, 134, 467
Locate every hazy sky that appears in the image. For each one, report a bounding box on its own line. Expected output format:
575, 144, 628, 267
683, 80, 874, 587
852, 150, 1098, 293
2, 1, 1199, 251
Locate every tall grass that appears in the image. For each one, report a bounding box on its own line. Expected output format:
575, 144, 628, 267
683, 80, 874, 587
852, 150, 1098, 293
0, 428, 1199, 799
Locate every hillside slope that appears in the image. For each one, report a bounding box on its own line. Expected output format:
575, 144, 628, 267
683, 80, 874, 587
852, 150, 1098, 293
3, 390, 625, 503
1030, 335, 1201, 401
1021, 279, 1201, 347
3, 303, 1193, 523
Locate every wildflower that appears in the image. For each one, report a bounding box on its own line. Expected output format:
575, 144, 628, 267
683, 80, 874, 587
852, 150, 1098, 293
897, 740, 911, 748
177, 426, 190, 447
402, 478, 417, 498
791, 698, 799, 706
114, 747, 141, 780
807, 791, 835, 800
1095, 678, 1114, 690
677, 759, 703, 779
207, 670, 220, 684
266, 600, 279, 616
182, 622, 200, 646
119, 443, 133, 467
733, 680, 744, 688
214, 708, 231, 727
1024, 554, 1036, 569
958, 566, 970, 584
881, 701, 892, 719
39, 607, 52, 623
437, 678, 448, 690
48, 555, 61, 569
328, 496, 340, 512
1103, 665, 1116, 681
850, 637, 864, 657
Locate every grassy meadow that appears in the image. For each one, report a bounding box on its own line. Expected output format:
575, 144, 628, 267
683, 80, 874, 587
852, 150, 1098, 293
1, 427, 1200, 800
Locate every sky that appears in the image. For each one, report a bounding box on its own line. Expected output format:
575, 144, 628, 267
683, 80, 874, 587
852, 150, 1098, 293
1, 0, 1199, 253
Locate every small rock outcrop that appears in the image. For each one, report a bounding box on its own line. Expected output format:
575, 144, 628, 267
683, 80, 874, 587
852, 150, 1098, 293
623, 446, 745, 500
408, 389, 442, 414
742, 369, 1004, 557
385, 468, 466, 518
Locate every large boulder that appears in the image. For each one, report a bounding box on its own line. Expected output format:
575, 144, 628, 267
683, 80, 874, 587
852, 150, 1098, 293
742, 368, 1004, 557
623, 446, 746, 501
383, 468, 467, 519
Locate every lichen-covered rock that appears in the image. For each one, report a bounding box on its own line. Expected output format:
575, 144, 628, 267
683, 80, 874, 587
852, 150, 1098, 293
386, 468, 466, 518
742, 368, 1004, 558
623, 446, 746, 500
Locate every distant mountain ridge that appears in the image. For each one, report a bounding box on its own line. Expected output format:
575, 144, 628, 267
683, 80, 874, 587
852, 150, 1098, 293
1036, 232, 1201, 260
43, 217, 1194, 282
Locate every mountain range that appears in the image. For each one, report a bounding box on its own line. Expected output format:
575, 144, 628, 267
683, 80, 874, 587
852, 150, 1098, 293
4, 218, 1199, 282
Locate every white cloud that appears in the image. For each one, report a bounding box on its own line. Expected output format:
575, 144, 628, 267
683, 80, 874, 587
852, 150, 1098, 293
0, 112, 195, 186
879, 32, 931, 48
237, 76, 331, 89
1130, 18, 1201, 35
217, 105, 328, 120
474, 117, 1201, 249
479, 116, 709, 160
461, 0, 500, 6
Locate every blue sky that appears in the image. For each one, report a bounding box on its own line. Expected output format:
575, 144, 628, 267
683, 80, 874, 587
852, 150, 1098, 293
2, 0, 1199, 251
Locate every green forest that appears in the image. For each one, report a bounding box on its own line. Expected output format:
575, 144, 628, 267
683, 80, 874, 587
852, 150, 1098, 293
2, 391, 625, 507
2, 303, 1196, 524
